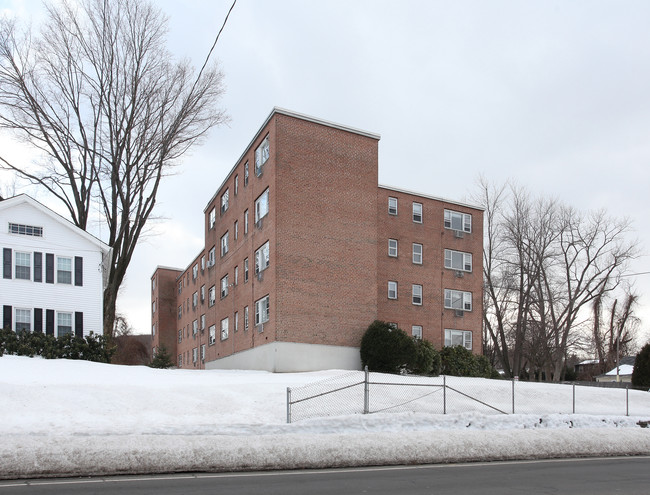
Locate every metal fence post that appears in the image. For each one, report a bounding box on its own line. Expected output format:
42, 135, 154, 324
512, 378, 515, 414
287, 387, 291, 424
364, 366, 369, 414
443, 375, 447, 414
626, 387, 629, 417
573, 383, 576, 414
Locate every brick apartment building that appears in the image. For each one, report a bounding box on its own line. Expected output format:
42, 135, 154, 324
151, 108, 483, 372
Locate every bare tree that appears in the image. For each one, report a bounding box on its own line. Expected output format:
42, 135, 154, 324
0, 0, 227, 337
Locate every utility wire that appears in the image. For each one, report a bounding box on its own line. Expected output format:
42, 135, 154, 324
195, 0, 237, 83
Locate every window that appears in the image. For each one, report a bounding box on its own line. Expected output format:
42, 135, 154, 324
57, 257, 72, 284
193, 347, 198, 363
255, 241, 270, 274
221, 317, 229, 340
192, 264, 198, 280
15, 308, 30, 332
412, 284, 422, 305
221, 275, 229, 298
445, 329, 473, 350
178, 305, 182, 319
221, 188, 229, 214
200, 285, 205, 303
208, 285, 216, 306
388, 239, 398, 257
15, 252, 30, 280
444, 289, 472, 311
152, 277, 156, 291
178, 354, 183, 367
201, 314, 205, 330
244, 209, 249, 234
444, 209, 472, 233
244, 162, 249, 186
152, 301, 156, 314
234, 311, 239, 332
9, 223, 43, 237
234, 174, 239, 195
152, 323, 156, 336
388, 197, 398, 215
209, 325, 216, 345
178, 329, 183, 343
208, 246, 216, 267
192, 291, 198, 308
209, 207, 216, 229
192, 319, 198, 335
201, 344, 206, 361
412, 243, 423, 264
201, 256, 205, 271
244, 306, 249, 331
388, 281, 397, 300
56, 312, 72, 337
220, 232, 229, 257
234, 220, 239, 240
255, 295, 270, 325
244, 258, 249, 283
255, 135, 270, 176
413, 202, 423, 223
444, 249, 472, 272
178, 281, 183, 295
412, 325, 423, 339
255, 188, 269, 224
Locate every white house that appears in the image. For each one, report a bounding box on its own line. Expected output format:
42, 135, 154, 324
1, 195, 110, 337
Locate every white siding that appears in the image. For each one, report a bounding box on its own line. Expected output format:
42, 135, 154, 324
0, 198, 107, 336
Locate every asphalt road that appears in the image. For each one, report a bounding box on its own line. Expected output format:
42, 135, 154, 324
1, 457, 649, 495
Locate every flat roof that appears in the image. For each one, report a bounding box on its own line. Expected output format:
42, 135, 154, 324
378, 184, 484, 211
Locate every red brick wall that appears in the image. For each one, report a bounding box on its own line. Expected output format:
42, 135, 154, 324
151, 267, 182, 358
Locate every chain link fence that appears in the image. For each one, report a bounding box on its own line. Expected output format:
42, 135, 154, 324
286, 368, 650, 423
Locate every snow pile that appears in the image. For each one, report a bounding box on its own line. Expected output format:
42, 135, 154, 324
1, 356, 649, 479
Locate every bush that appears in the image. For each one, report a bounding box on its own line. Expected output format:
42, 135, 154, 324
410, 338, 440, 376
149, 345, 174, 369
441, 346, 500, 378
632, 342, 650, 388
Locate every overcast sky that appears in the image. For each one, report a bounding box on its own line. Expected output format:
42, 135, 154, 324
2, 0, 649, 346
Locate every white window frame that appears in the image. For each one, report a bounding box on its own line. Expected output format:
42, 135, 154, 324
58, 312, 73, 336
234, 311, 239, 332
193, 347, 198, 363
444, 249, 472, 272
192, 291, 198, 308
8, 223, 43, 237
444, 209, 472, 233
244, 209, 249, 234
255, 295, 270, 325
234, 220, 239, 240
220, 231, 229, 257
178, 329, 183, 343
14, 251, 31, 280
209, 207, 216, 229
255, 188, 269, 224
57, 256, 72, 285
388, 196, 398, 215
388, 281, 397, 300
445, 329, 473, 350
412, 284, 423, 305
388, 239, 398, 258
200, 285, 205, 303
244, 306, 249, 331
413, 202, 423, 223
412, 325, 423, 339
244, 258, 249, 283
221, 317, 229, 340
15, 308, 31, 332
201, 344, 206, 361
208, 285, 216, 307
412, 243, 422, 264
221, 275, 229, 298
234, 174, 239, 196
444, 289, 472, 311
208, 325, 216, 345
255, 135, 270, 175
255, 241, 270, 274
192, 319, 198, 335
192, 264, 198, 280
208, 246, 216, 267
221, 188, 229, 214
200, 314, 206, 330
244, 162, 249, 186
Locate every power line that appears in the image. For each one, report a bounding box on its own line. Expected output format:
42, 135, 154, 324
196, 0, 237, 82
620, 271, 650, 278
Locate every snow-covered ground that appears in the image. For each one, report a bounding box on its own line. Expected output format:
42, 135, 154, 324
1, 355, 649, 479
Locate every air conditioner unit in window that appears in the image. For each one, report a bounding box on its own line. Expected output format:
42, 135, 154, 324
257, 271, 264, 282
455, 309, 464, 317
455, 270, 464, 278
257, 323, 264, 333
454, 230, 464, 239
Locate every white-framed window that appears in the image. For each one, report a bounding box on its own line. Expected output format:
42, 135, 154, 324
152, 300, 156, 314
445, 329, 473, 350
221, 275, 229, 298
192, 264, 198, 280
9, 223, 43, 237
255, 295, 270, 325
234, 265, 239, 285
201, 344, 206, 361
413, 202, 423, 223
255, 135, 270, 176
56, 313, 72, 337
444, 249, 472, 272
178, 354, 183, 367
208, 285, 216, 306
200, 285, 205, 303
192, 319, 198, 335
192, 291, 198, 308
152, 323, 156, 336
234, 311, 239, 332
388, 239, 398, 258
152, 277, 156, 292
388, 281, 397, 300
234, 174, 239, 196
208, 246, 216, 267
255, 241, 270, 274
209, 207, 216, 229
178, 281, 183, 294
220, 232, 229, 257
444, 209, 472, 233
193, 347, 198, 363
178, 305, 182, 319
244, 209, 249, 234
388, 197, 398, 215
221, 317, 229, 340
178, 329, 183, 343
200, 314, 205, 330
57, 256, 72, 284
221, 188, 229, 214
444, 289, 472, 311
244, 305, 249, 331
201, 255, 205, 271
255, 188, 269, 224
244, 161, 249, 186
234, 220, 239, 240
244, 258, 249, 283
412, 284, 423, 305
15, 251, 30, 280
208, 325, 216, 345
15, 308, 31, 332
412, 325, 423, 339
412, 243, 423, 264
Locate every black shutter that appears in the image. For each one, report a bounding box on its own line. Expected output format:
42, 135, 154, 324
33, 252, 42, 282
34, 308, 43, 333
2, 305, 11, 330
3, 248, 11, 279
45, 253, 54, 284
74, 256, 83, 286
46, 309, 54, 336
75, 312, 84, 337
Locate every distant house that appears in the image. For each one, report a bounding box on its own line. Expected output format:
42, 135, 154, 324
595, 357, 636, 383
0, 194, 110, 336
